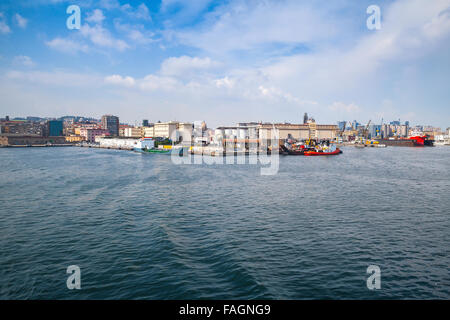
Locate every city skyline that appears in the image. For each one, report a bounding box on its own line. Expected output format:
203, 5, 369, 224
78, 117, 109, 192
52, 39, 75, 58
0, 113, 446, 132
0, 0, 449, 129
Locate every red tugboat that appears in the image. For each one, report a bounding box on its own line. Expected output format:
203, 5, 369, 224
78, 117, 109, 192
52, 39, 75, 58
304, 148, 342, 156
408, 135, 434, 146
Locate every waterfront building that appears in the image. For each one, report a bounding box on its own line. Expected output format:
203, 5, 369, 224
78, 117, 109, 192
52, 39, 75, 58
101, 115, 119, 136
65, 135, 84, 143
381, 124, 391, 138
385, 123, 409, 138
73, 123, 100, 136
258, 122, 338, 141
124, 127, 143, 138
423, 126, 442, 139
95, 136, 139, 149
0, 134, 66, 146
352, 120, 361, 130
192, 121, 208, 139
46, 120, 63, 136
0, 120, 46, 136
154, 121, 178, 139
178, 122, 193, 142
79, 128, 110, 142
143, 126, 155, 138
215, 122, 338, 146
337, 121, 346, 132
369, 124, 381, 138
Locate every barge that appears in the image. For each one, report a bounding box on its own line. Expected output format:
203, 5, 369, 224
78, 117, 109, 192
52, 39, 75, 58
375, 135, 434, 147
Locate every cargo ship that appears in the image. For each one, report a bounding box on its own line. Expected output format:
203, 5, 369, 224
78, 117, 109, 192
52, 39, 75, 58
375, 135, 434, 147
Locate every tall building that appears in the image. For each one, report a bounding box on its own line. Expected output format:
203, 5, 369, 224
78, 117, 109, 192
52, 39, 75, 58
101, 115, 119, 136
352, 120, 361, 130
337, 121, 346, 131
303, 113, 308, 124
142, 119, 149, 127
369, 124, 381, 138
47, 120, 63, 136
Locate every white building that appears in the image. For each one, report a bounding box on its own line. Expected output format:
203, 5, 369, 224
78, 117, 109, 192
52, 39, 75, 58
96, 136, 139, 149
178, 122, 193, 142
142, 126, 154, 138
124, 127, 143, 138
154, 121, 178, 139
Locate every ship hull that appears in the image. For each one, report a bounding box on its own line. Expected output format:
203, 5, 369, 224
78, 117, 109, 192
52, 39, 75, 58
304, 149, 342, 156
134, 148, 171, 154
375, 137, 434, 147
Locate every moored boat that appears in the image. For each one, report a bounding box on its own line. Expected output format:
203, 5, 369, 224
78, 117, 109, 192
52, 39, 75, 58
282, 138, 341, 156
375, 135, 434, 147
304, 148, 342, 156
136, 148, 170, 154
133, 137, 173, 154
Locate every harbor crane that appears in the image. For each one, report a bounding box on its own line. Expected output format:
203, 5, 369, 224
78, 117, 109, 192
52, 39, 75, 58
363, 120, 372, 139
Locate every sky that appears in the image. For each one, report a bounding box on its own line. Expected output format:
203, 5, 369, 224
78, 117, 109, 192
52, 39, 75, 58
0, 0, 449, 128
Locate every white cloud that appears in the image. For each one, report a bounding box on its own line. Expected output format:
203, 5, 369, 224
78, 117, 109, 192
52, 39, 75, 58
174, 1, 341, 55
121, 3, 151, 21
14, 13, 28, 29
104, 74, 135, 87
139, 74, 180, 91
214, 76, 234, 89
46, 38, 89, 54
423, 7, 450, 39
103, 73, 182, 92
80, 24, 129, 51
160, 56, 219, 76
258, 85, 317, 105
0, 12, 11, 34
5, 70, 102, 87
329, 102, 361, 113
114, 20, 155, 44
161, 0, 213, 27
99, 0, 120, 10
13, 55, 35, 67
86, 9, 105, 24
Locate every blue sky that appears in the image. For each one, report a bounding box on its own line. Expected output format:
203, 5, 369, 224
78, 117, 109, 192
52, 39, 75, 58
0, 0, 449, 128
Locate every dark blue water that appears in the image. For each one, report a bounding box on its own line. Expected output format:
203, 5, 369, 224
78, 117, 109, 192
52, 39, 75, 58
0, 146, 449, 299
